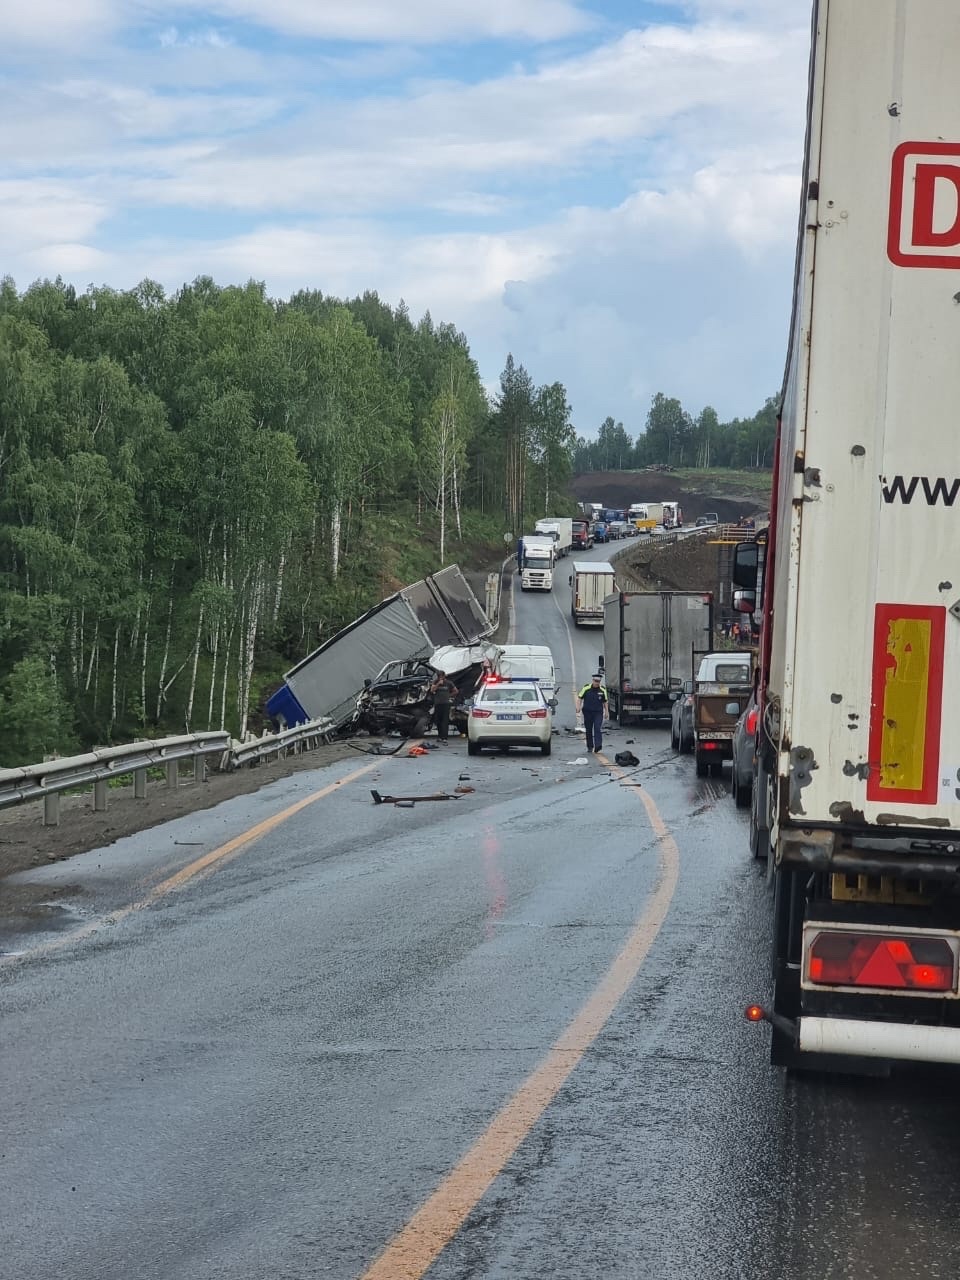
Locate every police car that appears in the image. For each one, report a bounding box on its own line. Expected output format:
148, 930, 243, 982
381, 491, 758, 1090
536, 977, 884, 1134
467, 677, 555, 756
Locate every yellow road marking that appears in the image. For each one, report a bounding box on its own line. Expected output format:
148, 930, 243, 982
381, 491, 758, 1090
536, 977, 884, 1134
4, 760, 380, 963
359, 761, 680, 1280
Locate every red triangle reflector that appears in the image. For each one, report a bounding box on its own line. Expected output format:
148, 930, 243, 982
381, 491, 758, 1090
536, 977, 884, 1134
854, 942, 907, 988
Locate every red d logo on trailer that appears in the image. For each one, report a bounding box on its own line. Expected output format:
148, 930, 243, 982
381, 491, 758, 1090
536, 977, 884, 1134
888, 142, 960, 267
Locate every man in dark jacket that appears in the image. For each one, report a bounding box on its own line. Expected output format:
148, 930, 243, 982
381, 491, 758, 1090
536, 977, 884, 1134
576, 673, 609, 753
429, 674, 458, 743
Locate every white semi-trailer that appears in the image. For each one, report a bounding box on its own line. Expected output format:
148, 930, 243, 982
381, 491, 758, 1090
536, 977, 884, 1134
534, 518, 573, 558
740, 0, 960, 1071
602, 591, 713, 724
570, 562, 616, 627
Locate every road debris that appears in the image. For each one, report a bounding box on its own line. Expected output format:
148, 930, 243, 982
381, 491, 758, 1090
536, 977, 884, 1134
370, 789, 464, 805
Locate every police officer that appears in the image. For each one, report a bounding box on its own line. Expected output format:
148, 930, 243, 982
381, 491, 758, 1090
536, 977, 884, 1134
576, 673, 609, 753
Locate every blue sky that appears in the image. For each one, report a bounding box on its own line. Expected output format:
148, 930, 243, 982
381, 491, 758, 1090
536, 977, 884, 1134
1, 0, 811, 433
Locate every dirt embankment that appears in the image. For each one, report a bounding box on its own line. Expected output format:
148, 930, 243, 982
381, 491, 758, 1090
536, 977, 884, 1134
571, 470, 767, 526
616, 532, 729, 595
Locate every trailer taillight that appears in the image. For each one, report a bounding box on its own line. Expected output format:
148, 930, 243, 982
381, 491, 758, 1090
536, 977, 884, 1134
806, 932, 956, 993
745, 708, 758, 735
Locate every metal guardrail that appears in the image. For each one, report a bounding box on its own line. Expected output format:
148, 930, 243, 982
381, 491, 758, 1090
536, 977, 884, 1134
0, 719, 336, 828
228, 718, 334, 769
0, 732, 231, 827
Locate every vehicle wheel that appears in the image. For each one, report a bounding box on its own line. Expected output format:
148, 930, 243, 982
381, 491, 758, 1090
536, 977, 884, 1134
769, 868, 804, 1067
695, 751, 708, 777
734, 772, 751, 810
680, 731, 693, 755
750, 760, 772, 860
710, 760, 723, 778
670, 722, 679, 751
540, 741, 552, 756
467, 741, 480, 756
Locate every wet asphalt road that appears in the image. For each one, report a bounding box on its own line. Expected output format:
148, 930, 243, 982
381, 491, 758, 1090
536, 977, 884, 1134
3, 541, 960, 1280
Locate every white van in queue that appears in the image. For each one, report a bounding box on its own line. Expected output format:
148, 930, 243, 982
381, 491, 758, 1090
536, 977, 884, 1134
492, 645, 558, 699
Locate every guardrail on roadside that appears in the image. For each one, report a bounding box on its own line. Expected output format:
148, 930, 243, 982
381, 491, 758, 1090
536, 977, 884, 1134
228, 718, 334, 769
0, 718, 335, 828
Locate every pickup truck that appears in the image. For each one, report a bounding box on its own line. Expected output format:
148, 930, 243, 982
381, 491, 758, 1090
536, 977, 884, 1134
692, 652, 753, 777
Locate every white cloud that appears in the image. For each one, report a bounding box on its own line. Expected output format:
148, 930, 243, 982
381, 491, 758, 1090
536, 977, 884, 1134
0, 0, 591, 49
0, 182, 108, 257
24, 243, 111, 275
176, 0, 592, 43
0, 0, 113, 48
32, 22, 801, 220
158, 26, 233, 49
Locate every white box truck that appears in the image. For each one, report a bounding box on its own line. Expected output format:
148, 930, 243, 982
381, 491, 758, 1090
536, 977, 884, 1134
535, 518, 573, 558
740, 0, 960, 1071
518, 535, 555, 591
570, 562, 616, 626
602, 591, 713, 724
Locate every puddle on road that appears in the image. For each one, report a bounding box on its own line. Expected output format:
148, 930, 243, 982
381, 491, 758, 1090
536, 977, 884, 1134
0, 900, 87, 953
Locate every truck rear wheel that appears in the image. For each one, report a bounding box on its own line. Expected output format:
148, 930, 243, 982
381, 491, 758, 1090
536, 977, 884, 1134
750, 756, 773, 859
695, 751, 708, 777
770, 867, 804, 1067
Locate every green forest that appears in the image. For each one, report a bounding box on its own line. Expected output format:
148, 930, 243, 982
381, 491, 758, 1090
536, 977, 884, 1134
573, 393, 778, 473
0, 275, 776, 765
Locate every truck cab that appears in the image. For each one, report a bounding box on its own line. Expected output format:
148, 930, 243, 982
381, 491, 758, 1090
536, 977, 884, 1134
519, 536, 555, 591
571, 519, 593, 550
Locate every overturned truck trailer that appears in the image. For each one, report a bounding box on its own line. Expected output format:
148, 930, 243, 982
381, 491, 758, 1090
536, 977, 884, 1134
266, 566, 493, 733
